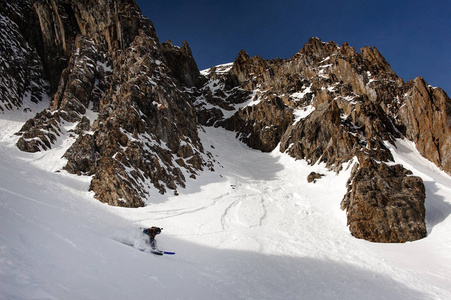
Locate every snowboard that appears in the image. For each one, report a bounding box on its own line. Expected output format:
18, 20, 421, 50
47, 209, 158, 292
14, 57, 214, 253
118, 241, 175, 255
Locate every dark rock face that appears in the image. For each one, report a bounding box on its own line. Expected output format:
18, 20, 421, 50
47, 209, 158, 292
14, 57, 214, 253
15, 33, 100, 152
399, 77, 451, 173
341, 159, 426, 243
33, 0, 80, 92
0, 0, 49, 111
81, 29, 209, 206
222, 96, 293, 152
280, 98, 395, 171
280, 100, 360, 170
193, 63, 251, 127
7, 0, 212, 207
161, 40, 203, 88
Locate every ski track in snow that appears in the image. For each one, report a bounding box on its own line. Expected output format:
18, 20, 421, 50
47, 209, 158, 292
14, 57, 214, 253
1, 110, 451, 299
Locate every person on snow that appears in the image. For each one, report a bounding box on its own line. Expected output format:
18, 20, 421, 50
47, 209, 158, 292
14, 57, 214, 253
143, 226, 162, 249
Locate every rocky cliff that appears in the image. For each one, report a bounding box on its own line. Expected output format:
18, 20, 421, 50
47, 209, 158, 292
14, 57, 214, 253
197, 37, 451, 243
2, 0, 212, 207
2, 1, 450, 242
0, 0, 48, 111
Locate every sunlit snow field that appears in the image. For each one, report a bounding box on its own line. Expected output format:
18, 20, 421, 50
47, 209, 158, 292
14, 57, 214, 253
1, 105, 451, 299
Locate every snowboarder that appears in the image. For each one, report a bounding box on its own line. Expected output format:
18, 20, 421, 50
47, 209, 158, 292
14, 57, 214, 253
143, 226, 162, 249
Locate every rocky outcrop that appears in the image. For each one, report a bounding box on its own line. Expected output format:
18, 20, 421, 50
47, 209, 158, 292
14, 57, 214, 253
399, 77, 451, 174
16, 109, 62, 152
79, 29, 210, 206
16, 33, 105, 151
280, 100, 360, 170
307, 172, 324, 183
161, 40, 203, 88
202, 39, 404, 155
9, 0, 213, 207
0, 0, 48, 111
51, 35, 98, 114
341, 158, 426, 243
198, 37, 450, 242
280, 97, 395, 171
193, 63, 252, 127
222, 96, 293, 152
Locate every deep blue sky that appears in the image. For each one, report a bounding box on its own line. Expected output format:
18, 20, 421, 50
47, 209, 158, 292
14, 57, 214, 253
137, 0, 450, 94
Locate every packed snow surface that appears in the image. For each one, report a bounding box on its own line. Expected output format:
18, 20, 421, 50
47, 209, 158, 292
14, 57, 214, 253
200, 62, 233, 76
1, 107, 451, 299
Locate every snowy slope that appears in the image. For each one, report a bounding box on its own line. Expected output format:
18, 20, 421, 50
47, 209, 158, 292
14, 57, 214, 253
1, 108, 451, 299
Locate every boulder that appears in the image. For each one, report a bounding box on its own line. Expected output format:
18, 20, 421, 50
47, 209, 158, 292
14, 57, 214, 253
341, 159, 427, 243
307, 172, 324, 183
